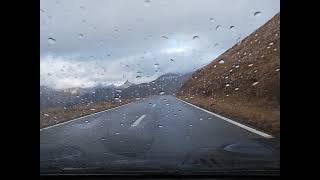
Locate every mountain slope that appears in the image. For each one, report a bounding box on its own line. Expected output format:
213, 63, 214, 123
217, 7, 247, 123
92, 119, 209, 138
177, 13, 280, 136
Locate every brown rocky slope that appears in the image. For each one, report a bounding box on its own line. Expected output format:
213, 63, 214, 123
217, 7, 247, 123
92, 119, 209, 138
177, 13, 280, 137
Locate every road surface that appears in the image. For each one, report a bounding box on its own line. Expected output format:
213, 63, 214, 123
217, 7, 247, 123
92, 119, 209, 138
40, 95, 278, 174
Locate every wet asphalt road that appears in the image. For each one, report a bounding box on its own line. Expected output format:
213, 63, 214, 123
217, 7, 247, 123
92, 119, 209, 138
40, 95, 270, 173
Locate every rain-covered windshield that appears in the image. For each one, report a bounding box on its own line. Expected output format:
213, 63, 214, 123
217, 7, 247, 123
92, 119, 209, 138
40, 0, 280, 176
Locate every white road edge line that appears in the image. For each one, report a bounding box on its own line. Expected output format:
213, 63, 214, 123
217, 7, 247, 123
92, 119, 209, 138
176, 98, 273, 138
131, 114, 146, 127
40, 102, 132, 132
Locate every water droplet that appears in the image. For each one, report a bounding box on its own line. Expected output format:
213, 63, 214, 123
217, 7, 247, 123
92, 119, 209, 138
158, 125, 163, 128
275, 68, 280, 72
159, 91, 165, 95
120, 123, 124, 126
44, 113, 49, 117
101, 137, 107, 141
235, 65, 240, 68
229, 25, 235, 30
90, 108, 96, 111
269, 42, 274, 46
78, 33, 84, 39
209, 17, 215, 22
254, 11, 262, 17
136, 75, 141, 78
218, 60, 225, 64
208, 117, 212, 120
252, 82, 259, 86
235, 88, 239, 91
161, 35, 168, 39
115, 132, 120, 135
189, 124, 193, 127
226, 84, 230, 87
85, 120, 89, 123
199, 118, 203, 121
166, 103, 170, 106
170, 58, 174, 62
215, 25, 221, 30
192, 35, 199, 39
47, 37, 56, 44
248, 64, 253, 67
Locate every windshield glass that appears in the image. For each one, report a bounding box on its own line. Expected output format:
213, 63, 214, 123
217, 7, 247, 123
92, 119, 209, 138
40, 0, 280, 176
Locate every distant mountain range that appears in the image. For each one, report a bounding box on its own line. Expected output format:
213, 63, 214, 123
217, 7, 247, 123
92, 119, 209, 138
40, 72, 192, 111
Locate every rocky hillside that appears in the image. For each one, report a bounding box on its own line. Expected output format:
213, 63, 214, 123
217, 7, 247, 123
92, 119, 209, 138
177, 13, 280, 136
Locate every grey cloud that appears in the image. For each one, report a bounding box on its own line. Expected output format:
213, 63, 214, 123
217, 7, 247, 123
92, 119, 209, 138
40, 0, 279, 89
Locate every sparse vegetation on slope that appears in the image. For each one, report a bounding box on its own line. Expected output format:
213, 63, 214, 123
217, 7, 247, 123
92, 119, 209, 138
177, 13, 280, 136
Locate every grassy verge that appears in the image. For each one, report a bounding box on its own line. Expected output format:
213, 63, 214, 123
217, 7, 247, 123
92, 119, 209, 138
177, 95, 279, 137
40, 99, 132, 129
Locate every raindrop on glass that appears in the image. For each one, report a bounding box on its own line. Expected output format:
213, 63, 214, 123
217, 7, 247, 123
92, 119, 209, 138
252, 82, 259, 86
47, 37, 56, 44
254, 11, 262, 17
78, 33, 84, 39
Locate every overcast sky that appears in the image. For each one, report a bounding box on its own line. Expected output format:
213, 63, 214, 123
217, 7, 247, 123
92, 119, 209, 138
40, 0, 279, 90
